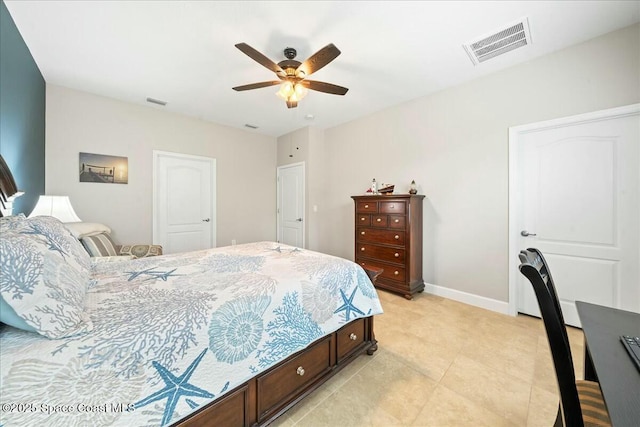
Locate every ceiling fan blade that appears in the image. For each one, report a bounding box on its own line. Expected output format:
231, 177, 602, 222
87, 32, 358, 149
296, 44, 341, 77
235, 43, 284, 75
232, 81, 282, 91
300, 80, 349, 95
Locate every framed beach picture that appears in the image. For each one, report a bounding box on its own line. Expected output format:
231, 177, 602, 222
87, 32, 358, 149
79, 152, 128, 184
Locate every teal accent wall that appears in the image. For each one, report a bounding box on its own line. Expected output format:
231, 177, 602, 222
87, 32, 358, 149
0, 0, 45, 215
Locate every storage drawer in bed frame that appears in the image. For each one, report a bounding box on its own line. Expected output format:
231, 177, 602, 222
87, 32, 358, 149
336, 317, 366, 362
174, 316, 377, 427
257, 335, 333, 421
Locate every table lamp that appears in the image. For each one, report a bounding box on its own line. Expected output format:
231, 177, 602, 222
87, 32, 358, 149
28, 195, 82, 223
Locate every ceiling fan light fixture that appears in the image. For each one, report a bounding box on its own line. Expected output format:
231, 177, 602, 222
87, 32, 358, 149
295, 83, 307, 97
276, 81, 295, 99
276, 81, 307, 107
234, 42, 347, 109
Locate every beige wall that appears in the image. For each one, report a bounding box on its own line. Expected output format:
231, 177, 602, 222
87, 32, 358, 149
317, 24, 640, 303
45, 85, 277, 246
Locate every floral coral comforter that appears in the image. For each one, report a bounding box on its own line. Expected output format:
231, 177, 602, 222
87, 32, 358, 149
0, 242, 383, 426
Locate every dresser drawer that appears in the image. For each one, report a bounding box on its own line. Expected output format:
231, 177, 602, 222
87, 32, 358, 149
356, 258, 406, 282
356, 201, 378, 213
357, 244, 405, 264
357, 228, 405, 245
371, 215, 388, 227
380, 265, 406, 282
388, 215, 405, 229
357, 215, 371, 226
380, 201, 406, 214
257, 337, 331, 419
336, 318, 366, 362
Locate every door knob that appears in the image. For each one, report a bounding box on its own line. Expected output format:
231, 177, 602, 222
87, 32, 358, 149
202, 218, 210, 222
296, 218, 303, 222
521, 230, 537, 237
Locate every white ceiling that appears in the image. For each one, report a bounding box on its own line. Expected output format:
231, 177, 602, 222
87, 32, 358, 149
5, 1, 639, 137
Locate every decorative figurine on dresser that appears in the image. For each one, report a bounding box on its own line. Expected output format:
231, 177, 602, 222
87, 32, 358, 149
351, 193, 425, 299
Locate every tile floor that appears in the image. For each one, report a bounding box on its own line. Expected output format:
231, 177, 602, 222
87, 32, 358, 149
271, 289, 586, 426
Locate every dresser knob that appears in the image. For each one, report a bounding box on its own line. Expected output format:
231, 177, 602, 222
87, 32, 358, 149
394, 253, 399, 257
394, 271, 399, 275
361, 231, 365, 235
394, 219, 399, 223
390, 204, 394, 208
394, 235, 399, 239
364, 204, 369, 208
349, 333, 357, 341
361, 263, 365, 266
296, 366, 305, 376
376, 218, 381, 222
361, 217, 366, 221
361, 247, 365, 251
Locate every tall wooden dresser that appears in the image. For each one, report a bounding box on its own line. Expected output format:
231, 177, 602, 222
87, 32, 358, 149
351, 194, 425, 299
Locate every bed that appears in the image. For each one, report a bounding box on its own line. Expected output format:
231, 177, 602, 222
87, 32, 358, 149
0, 214, 384, 427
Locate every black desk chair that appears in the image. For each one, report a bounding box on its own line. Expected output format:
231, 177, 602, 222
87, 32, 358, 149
518, 248, 611, 427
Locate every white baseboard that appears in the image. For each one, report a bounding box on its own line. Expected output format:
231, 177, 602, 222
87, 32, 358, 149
423, 283, 511, 316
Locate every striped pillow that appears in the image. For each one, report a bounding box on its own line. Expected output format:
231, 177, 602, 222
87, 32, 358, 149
80, 233, 118, 257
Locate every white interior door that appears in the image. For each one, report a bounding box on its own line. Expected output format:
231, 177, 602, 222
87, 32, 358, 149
510, 105, 639, 326
277, 162, 304, 248
154, 151, 216, 254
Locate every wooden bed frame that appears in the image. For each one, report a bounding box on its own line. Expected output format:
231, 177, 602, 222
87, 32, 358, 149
0, 155, 20, 217
173, 268, 383, 427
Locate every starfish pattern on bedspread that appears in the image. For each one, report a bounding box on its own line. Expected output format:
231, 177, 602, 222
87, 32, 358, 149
125, 267, 182, 282
134, 348, 214, 426
269, 245, 301, 254
334, 287, 365, 322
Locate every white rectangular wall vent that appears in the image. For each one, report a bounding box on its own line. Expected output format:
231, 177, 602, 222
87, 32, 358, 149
463, 18, 532, 65
146, 97, 167, 106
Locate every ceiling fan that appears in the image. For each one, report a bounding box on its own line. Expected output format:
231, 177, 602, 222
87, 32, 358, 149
232, 43, 349, 108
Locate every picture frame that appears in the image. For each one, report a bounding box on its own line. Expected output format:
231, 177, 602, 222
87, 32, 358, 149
79, 152, 128, 184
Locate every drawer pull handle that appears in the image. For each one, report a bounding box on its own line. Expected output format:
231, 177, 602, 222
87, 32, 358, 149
361, 231, 365, 235
361, 247, 365, 251
390, 204, 394, 208
394, 219, 399, 223
376, 218, 382, 222
394, 271, 399, 275
361, 217, 366, 221
364, 204, 369, 208
296, 366, 305, 376
394, 253, 399, 257
349, 333, 357, 341
394, 235, 399, 239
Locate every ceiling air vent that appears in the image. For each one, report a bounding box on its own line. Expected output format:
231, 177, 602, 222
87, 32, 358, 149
146, 97, 167, 106
463, 18, 532, 65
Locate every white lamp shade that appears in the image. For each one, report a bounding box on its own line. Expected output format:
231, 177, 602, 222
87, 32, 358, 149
29, 195, 82, 223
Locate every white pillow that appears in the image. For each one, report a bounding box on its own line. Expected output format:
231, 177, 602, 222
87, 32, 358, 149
64, 222, 111, 239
